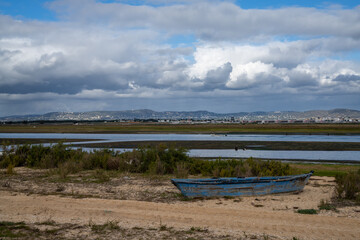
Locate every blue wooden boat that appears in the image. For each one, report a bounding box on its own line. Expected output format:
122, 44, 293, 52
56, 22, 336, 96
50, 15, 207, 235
171, 171, 313, 198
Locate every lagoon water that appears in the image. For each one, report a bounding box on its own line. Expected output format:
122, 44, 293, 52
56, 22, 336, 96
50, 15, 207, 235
1, 133, 360, 162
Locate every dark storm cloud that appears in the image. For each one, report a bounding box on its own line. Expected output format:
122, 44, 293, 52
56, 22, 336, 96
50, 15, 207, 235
286, 71, 318, 88
333, 74, 360, 82
198, 62, 232, 90
0, 74, 129, 94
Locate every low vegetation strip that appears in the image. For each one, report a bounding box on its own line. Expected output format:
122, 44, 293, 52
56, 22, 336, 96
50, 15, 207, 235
0, 143, 291, 178
72, 140, 360, 151
335, 170, 360, 203
289, 163, 360, 177
1, 142, 359, 205
0, 123, 359, 134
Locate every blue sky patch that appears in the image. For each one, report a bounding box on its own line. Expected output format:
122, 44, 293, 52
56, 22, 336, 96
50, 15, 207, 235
0, 0, 56, 21
166, 34, 197, 48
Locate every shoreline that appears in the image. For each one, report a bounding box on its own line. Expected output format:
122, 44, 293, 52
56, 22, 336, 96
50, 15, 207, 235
2, 139, 360, 164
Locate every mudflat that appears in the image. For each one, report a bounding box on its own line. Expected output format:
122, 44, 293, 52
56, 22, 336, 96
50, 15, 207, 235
1, 168, 360, 239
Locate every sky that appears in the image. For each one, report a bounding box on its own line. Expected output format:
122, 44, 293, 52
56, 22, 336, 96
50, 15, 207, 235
0, 0, 360, 116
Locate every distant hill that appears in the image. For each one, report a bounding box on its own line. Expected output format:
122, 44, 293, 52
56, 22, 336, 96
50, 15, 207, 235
1, 108, 360, 122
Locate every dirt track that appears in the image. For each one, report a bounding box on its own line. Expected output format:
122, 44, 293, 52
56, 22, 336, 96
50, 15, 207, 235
1, 169, 360, 239
1, 190, 360, 240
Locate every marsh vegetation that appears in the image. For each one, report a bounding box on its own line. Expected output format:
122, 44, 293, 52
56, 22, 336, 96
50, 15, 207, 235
1, 123, 359, 134
1, 142, 359, 206
0, 142, 291, 178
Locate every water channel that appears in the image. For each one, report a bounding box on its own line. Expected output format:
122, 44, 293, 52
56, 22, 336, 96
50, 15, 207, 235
1, 133, 360, 162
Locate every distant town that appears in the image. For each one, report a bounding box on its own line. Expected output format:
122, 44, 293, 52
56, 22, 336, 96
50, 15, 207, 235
1, 108, 360, 124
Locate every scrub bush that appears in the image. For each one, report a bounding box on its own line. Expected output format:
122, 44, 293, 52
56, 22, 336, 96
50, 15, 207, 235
0, 143, 291, 178
335, 170, 360, 201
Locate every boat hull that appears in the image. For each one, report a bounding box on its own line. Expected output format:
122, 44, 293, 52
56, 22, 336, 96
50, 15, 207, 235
171, 172, 313, 198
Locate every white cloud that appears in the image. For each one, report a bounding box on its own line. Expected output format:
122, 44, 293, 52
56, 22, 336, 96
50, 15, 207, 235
0, 0, 360, 115
47, 1, 360, 40
187, 41, 360, 93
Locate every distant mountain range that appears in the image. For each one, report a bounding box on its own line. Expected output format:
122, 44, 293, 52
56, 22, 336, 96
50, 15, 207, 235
1, 109, 360, 122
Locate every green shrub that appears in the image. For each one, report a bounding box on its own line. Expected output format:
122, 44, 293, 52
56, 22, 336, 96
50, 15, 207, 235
6, 163, 15, 175
89, 220, 120, 233
93, 169, 110, 182
175, 162, 188, 178
297, 209, 318, 214
0, 155, 11, 169
318, 199, 337, 211
106, 156, 120, 170
148, 157, 165, 175
335, 171, 360, 200
212, 167, 220, 178
0, 143, 292, 178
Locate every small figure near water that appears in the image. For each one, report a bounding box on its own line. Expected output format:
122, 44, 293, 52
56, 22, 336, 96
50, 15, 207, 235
235, 146, 246, 151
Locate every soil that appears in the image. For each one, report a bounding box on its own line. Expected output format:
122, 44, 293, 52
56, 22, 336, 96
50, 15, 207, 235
1, 168, 360, 239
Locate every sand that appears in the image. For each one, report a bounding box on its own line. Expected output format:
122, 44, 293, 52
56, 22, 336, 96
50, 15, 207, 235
1, 169, 360, 239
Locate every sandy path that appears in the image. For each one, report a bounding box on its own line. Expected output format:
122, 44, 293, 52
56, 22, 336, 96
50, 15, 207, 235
1, 190, 359, 239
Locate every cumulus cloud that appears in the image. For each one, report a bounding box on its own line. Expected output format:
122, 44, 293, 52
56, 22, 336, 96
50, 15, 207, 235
0, 0, 360, 115
187, 42, 360, 93
0, 15, 192, 94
